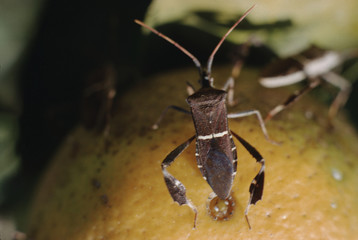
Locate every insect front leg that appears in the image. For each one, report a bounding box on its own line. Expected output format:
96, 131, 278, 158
230, 131, 265, 229
221, 62, 241, 106
152, 105, 191, 129
222, 41, 251, 106
186, 81, 196, 96
161, 135, 198, 229
263, 78, 321, 122
227, 110, 278, 145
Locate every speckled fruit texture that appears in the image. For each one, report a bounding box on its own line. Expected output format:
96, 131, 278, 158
28, 66, 358, 240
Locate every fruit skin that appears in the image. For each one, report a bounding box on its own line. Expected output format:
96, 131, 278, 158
27, 66, 358, 239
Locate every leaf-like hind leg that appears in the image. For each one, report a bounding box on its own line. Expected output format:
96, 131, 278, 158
152, 105, 191, 130
161, 135, 198, 229
264, 78, 321, 122
231, 131, 265, 230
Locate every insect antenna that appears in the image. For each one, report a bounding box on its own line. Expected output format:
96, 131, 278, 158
134, 19, 203, 77
206, 4, 256, 76
135, 4, 255, 87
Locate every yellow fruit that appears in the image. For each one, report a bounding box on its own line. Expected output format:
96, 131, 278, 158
27, 66, 358, 239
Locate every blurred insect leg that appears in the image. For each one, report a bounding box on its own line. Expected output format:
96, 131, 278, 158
322, 71, 352, 120
227, 110, 279, 145
222, 41, 251, 106
186, 81, 196, 95
230, 131, 265, 229
152, 105, 191, 129
264, 79, 321, 122
222, 62, 241, 106
222, 76, 236, 106
259, 71, 306, 88
161, 135, 198, 229
102, 88, 116, 137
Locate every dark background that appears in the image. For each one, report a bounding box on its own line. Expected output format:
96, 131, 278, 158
2, 0, 153, 229
1, 0, 357, 230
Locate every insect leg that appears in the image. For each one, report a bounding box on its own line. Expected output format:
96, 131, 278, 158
83, 65, 117, 136
263, 78, 321, 122
161, 135, 198, 229
152, 105, 191, 129
222, 60, 243, 106
227, 110, 278, 145
321, 71, 352, 120
186, 81, 196, 95
259, 71, 306, 88
230, 131, 265, 229
222, 42, 251, 106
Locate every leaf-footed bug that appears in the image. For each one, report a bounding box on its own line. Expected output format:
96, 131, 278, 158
135, 5, 277, 229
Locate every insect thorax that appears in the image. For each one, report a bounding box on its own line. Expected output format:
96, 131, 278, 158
186, 87, 228, 136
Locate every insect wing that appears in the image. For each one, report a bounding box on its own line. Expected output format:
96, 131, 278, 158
203, 138, 235, 199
